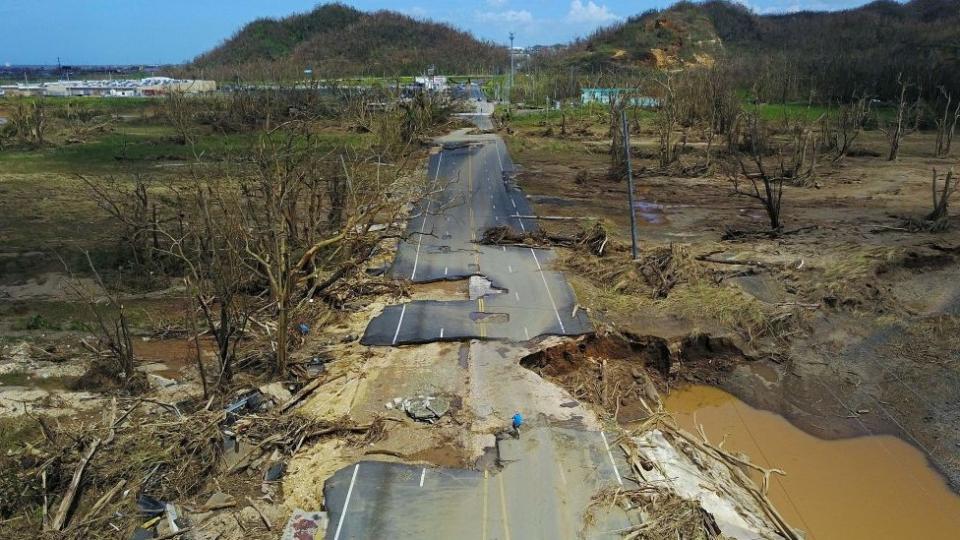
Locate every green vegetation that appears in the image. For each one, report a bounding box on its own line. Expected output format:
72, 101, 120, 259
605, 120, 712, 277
187, 3, 507, 81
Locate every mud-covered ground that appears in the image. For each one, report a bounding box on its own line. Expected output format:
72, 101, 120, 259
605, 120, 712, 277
503, 110, 960, 490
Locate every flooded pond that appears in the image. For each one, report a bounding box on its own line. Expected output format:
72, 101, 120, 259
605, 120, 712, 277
665, 384, 960, 539
133, 338, 214, 379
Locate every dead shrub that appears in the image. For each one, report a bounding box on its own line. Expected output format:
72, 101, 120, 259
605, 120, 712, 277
562, 243, 701, 299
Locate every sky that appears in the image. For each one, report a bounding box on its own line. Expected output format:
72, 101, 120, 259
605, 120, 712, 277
0, 0, 882, 65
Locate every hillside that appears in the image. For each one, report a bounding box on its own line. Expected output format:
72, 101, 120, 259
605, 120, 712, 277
568, 2, 724, 71
191, 3, 506, 79
562, 0, 960, 100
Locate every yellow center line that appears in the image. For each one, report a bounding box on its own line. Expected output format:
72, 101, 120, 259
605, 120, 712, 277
477, 298, 486, 338
497, 473, 512, 540
468, 151, 476, 242
482, 470, 489, 540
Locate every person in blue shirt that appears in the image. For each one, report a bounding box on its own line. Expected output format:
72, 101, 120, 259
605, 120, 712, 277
511, 412, 523, 438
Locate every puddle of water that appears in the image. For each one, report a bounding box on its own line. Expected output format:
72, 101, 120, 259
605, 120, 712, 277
134, 338, 213, 379
633, 200, 668, 225
665, 384, 960, 540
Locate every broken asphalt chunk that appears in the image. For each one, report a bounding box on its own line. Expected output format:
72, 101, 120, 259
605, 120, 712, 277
282, 510, 328, 540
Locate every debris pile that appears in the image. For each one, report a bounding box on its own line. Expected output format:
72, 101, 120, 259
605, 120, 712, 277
481, 222, 610, 256
385, 395, 451, 423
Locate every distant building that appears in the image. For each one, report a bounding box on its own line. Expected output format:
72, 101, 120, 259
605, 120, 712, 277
580, 88, 658, 108
0, 84, 45, 97
0, 77, 216, 98
414, 75, 448, 92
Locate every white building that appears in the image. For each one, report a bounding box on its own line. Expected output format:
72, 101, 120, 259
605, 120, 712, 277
414, 75, 448, 92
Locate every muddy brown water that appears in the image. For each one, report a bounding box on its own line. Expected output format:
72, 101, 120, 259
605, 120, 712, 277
133, 338, 214, 379
665, 384, 960, 540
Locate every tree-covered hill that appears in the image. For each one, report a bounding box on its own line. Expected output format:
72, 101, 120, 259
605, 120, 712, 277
190, 3, 507, 80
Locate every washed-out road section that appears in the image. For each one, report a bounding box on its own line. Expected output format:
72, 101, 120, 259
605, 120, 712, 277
361, 120, 590, 345
326, 95, 633, 539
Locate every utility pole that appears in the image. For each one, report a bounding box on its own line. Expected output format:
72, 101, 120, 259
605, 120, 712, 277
508, 32, 514, 107
621, 108, 639, 260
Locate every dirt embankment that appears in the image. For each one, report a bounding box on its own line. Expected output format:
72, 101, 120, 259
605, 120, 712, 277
520, 333, 749, 423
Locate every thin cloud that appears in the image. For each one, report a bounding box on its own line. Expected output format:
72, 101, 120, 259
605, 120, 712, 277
566, 0, 620, 24
475, 9, 534, 24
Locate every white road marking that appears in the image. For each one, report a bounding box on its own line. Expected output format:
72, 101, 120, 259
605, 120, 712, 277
501, 246, 505, 252
600, 431, 624, 486
410, 152, 444, 280
529, 248, 566, 333
507, 265, 512, 273
514, 291, 520, 302
444, 266, 449, 276
494, 141, 503, 171
419, 467, 426, 487
332, 464, 360, 540
391, 304, 407, 345
523, 327, 530, 340
511, 199, 516, 209
482, 470, 489, 540
514, 213, 526, 232
410, 199, 431, 280
440, 327, 445, 339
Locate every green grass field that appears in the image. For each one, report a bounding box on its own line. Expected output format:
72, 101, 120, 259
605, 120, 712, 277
0, 122, 365, 174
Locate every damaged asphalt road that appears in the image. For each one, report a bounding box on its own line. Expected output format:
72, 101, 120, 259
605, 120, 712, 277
323, 427, 634, 540
321, 100, 635, 540
361, 133, 592, 345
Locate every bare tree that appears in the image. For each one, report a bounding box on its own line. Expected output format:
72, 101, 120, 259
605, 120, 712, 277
829, 95, 870, 162
80, 174, 165, 270
64, 253, 141, 391
927, 168, 958, 227
157, 180, 253, 396
880, 74, 921, 161
233, 123, 423, 374
730, 113, 786, 230
783, 115, 824, 185
935, 88, 960, 158
608, 96, 628, 179
163, 91, 197, 147
655, 73, 681, 168
7, 99, 47, 147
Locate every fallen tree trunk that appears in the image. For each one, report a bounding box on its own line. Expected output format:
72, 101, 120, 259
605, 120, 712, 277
51, 438, 101, 531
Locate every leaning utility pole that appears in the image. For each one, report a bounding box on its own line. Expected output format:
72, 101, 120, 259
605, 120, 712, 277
621, 108, 639, 260
508, 32, 515, 106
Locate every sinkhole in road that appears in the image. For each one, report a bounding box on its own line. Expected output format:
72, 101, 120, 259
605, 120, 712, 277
665, 385, 960, 540
469, 312, 509, 324
519, 333, 748, 421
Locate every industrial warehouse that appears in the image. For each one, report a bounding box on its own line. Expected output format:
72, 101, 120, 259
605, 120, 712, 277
0, 76, 216, 97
